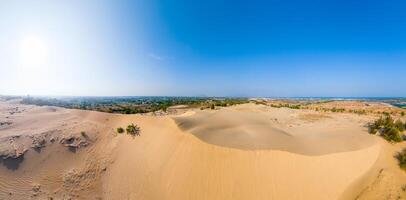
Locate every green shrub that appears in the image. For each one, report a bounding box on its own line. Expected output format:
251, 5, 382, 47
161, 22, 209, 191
382, 127, 403, 142
397, 149, 406, 170
395, 119, 405, 132
126, 123, 140, 136
401, 111, 405, 116
210, 104, 215, 110
368, 116, 385, 134
384, 115, 394, 127
375, 116, 385, 127
369, 115, 405, 142
117, 127, 124, 134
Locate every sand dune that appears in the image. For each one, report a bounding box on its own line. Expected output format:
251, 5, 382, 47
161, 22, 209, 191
0, 101, 405, 199
173, 106, 378, 155
104, 116, 380, 199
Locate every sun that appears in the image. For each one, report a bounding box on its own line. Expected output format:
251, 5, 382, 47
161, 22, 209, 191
19, 36, 49, 67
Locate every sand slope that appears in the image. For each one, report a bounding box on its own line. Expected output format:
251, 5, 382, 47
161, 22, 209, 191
104, 116, 380, 199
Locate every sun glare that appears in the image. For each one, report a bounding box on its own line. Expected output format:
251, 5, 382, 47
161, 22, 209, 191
16, 35, 51, 93
19, 36, 49, 67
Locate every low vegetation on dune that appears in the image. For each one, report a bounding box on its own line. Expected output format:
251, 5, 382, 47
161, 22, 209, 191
397, 149, 406, 170
368, 115, 405, 143
199, 99, 250, 110
253, 98, 406, 116
213, 99, 250, 107
126, 123, 141, 136
383, 127, 403, 142
116, 127, 124, 134
265, 101, 372, 114
270, 103, 302, 109
116, 124, 141, 136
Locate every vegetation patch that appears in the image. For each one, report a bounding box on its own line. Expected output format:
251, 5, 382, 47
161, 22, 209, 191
382, 127, 403, 142
368, 115, 404, 143
126, 123, 141, 136
270, 103, 301, 109
116, 127, 124, 134
331, 107, 346, 112
397, 149, 406, 170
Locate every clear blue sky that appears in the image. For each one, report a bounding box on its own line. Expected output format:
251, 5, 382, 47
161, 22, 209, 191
1, 0, 405, 97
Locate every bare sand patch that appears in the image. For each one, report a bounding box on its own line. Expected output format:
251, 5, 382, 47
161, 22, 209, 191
299, 113, 331, 122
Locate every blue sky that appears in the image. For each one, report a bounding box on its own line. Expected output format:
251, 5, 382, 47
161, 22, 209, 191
0, 0, 405, 97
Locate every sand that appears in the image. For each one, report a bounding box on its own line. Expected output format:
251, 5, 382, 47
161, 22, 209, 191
0, 100, 405, 199
173, 106, 377, 155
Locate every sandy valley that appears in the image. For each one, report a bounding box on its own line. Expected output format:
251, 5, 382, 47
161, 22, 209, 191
0, 99, 405, 199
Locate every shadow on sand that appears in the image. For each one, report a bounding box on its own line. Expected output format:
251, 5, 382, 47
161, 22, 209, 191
0, 155, 25, 171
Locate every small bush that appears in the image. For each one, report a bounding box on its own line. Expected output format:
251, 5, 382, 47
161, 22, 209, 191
117, 127, 124, 134
368, 116, 385, 134
395, 119, 404, 132
289, 104, 301, 109
401, 111, 405, 116
369, 115, 405, 142
384, 115, 394, 127
382, 127, 403, 142
397, 149, 406, 170
375, 116, 385, 127
126, 123, 140, 136
210, 104, 215, 110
